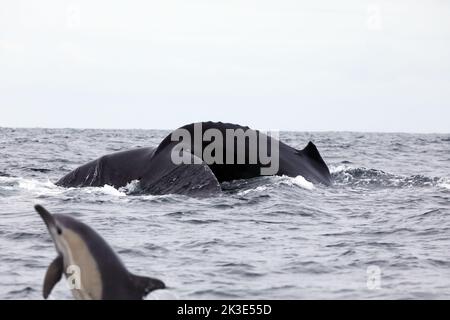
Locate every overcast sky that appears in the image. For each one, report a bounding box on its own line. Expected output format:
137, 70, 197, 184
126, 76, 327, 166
1, 0, 449, 132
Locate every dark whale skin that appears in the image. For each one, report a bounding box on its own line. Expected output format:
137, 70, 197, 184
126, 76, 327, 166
56, 122, 332, 196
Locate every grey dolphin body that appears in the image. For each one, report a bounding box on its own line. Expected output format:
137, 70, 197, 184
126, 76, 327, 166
56, 122, 332, 196
35, 205, 165, 300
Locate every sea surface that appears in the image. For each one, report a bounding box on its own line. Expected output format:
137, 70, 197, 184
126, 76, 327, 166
0, 128, 449, 300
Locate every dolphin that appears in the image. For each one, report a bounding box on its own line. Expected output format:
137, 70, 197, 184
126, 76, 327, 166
35, 205, 165, 300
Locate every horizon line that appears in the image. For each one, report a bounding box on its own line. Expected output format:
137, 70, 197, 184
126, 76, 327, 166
0, 124, 448, 135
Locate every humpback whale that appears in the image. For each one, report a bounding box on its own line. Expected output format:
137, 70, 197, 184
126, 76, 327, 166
56, 122, 332, 196
35, 205, 165, 300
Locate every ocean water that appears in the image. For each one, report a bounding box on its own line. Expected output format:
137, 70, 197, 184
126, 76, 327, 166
0, 127, 449, 300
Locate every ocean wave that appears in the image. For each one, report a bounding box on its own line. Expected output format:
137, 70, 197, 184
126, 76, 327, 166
1, 170, 447, 200
236, 175, 314, 196
330, 165, 444, 189
147, 290, 180, 300
0, 176, 128, 197
237, 186, 269, 196
437, 178, 450, 191
0, 171, 10, 177
0, 176, 62, 196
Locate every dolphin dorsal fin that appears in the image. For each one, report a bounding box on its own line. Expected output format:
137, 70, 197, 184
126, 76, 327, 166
43, 255, 63, 299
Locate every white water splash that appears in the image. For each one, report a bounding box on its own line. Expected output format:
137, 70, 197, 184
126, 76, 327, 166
237, 175, 315, 195
279, 175, 315, 190
102, 184, 127, 197
0, 176, 128, 197
0, 176, 63, 196
119, 180, 141, 194
238, 186, 269, 196
437, 178, 450, 191
330, 164, 352, 174
85, 184, 127, 197
18, 179, 56, 191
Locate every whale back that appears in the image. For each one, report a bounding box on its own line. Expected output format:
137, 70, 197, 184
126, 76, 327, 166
140, 147, 221, 196
55, 122, 332, 194
56, 148, 155, 188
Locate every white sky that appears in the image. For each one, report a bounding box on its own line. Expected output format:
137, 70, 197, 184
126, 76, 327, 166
1, 0, 449, 132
